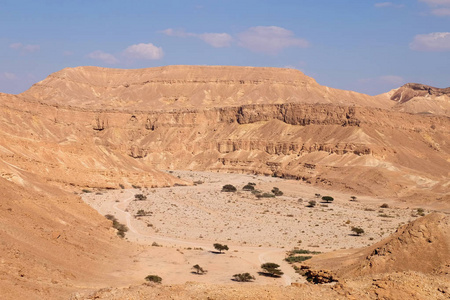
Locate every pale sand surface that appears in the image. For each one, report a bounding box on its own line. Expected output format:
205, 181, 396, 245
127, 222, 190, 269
82, 170, 421, 286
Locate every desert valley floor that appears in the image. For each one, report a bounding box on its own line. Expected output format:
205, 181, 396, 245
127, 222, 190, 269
81, 170, 431, 287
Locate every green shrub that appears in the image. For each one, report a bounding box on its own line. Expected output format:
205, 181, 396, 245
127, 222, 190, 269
213, 243, 229, 253
285, 256, 312, 263
321, 196, 334, 203
105, 214, 128, 238
351, 227, 364, 236
145, 275, 162, 283
261, 263, 283, 277
222, 184, 237, 192
243, 184, 255, 191
192, 264, 207, 274
134, 194, 147, 201
307, 200, 316, 208
233, 273, 255, 282
271, 187, 283, 196
289, 249, 321, 255
256, 193, 275, 199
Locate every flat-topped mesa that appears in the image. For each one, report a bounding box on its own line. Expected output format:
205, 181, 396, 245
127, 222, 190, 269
20, 65, 393, 111
391, 83, 450, 103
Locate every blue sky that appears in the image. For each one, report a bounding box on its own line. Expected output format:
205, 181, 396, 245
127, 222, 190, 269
1, 0, 449, 95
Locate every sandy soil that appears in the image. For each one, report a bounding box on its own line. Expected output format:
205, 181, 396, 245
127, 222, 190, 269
81, 171, 423, 287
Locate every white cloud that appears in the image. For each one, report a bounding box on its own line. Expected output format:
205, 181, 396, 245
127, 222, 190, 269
162, 28, 232, 48
87, 50, 119, 64
9, 43, 23, 49
379, 75, 405, 85
419, 0, 450, 6
410, 32, 450, 51
3, 72, 17, 80
431, 7, 450, 15
237, 26, 309, 54
374, 2, 404, 8
419, 0, 450, 16
123, 43, 164, 60
9, 43, 40, 53
161, 28, 191, 37
198, 33, 232, 48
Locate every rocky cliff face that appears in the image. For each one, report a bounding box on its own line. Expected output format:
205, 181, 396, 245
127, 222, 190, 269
0, 66, 448, 201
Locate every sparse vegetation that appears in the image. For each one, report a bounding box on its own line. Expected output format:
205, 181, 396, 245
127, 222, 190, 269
315, 193, 321, 198
192, 264, 207, 274
119, 184, 125, 189
321, 196, 334, 203
417, 208, 425, 216
285, 255, 312, 263
256, 192, 275, 198
271, 187, 283, 196
213, 243, 229, 253
260, 263, 284, 277
105, 214, 128, 238
145, 275, 162, 283
242, 184, 255, 191
289, 249, 321, 255
351, 226, 364, 236
380, 203, 389, 208
134, 194, 147, 201
307, 200, 316, 208
233, 273, 255, 282
136, 209, 151, 217
81, 189, 92, 193
222, 184, 237, 192
350, 196, 357, 201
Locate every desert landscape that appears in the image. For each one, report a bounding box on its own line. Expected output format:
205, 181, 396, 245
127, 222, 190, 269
0, 64, 448, 299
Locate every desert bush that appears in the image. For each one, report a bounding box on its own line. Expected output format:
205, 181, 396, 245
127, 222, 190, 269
321, 196, 334, 203
119, 184, 125, 189
260, 263, 283, 277
378, 213, 393, 218
256, 193, 275, 199
233, 273, 255, 282
380, 203, 389, 208
145, 275, 162, 283
105, 214, 128, 238
417, 208, 425, 216
134, 194, 147, 201
285, 256, 312, 263
222, 184, 237, 192
136, 209, 151, 217
315, 193, 321, 198
192, 264, 207, 274
350, 196, 357, 201
81, 189, 92, 193
289, 249, 321, 255
351, 227, 364, 236
271, 187, 283, 196
213, 243, 229, 253
307, 200, 316, 208
242, 184, 255, 191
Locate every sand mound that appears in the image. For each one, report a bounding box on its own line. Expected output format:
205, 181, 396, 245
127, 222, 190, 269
309, 213, 450, 278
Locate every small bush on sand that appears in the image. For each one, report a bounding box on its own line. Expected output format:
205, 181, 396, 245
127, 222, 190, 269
351, 227, 364, 236
145, 275, 162, 283
260, 263, 284, 277
233, 273, 255, 282
222, 184, 237, 192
